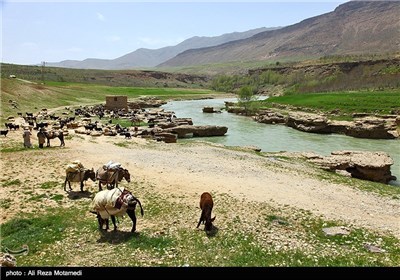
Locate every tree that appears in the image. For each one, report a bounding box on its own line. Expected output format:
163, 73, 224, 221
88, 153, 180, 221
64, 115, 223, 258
237, 86, 258, 115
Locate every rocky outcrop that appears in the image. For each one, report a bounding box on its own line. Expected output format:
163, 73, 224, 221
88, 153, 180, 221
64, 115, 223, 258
253, 110, 286, 124
164, 125, 228, 138
154, 132, 178, 143
203, 106, 222, 113
286, 112, 331, 133
343, 117, 398, 139
253, 110, 399, 139
306, 150, 397, 184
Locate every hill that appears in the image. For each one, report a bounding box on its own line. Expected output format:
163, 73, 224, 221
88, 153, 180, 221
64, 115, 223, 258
47, 27, 275, 70
160, 1, 400, 67
0, 63, 211, 88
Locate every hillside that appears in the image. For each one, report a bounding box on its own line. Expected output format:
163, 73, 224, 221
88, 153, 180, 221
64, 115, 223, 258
160, 1, 400, 67
0, 63, 211, 88
46, 27, 274, 70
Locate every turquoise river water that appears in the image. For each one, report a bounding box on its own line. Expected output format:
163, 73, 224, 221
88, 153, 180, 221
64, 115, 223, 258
161, 97, 400, 186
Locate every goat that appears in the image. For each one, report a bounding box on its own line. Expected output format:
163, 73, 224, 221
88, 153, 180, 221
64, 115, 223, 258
123, 132, 132, 139
196, 192, 216, 232
5, 123, 19, 130
0, 130, 9, 137
90, 187, 144, 232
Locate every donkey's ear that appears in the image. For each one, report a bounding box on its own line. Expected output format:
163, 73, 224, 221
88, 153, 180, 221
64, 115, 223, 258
211, 216, 216, 222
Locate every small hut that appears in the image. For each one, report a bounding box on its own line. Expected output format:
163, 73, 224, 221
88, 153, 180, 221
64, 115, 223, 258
105, 96, 128, 111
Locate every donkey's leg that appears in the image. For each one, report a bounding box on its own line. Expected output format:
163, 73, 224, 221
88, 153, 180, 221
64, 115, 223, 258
127, 208, 137, 233
111, 215, 117, 231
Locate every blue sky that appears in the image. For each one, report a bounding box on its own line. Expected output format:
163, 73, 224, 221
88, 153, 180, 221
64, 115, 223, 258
1, 1, 347, 65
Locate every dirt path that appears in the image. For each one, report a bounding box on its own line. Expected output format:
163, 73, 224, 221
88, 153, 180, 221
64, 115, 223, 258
1, 128, 399, 238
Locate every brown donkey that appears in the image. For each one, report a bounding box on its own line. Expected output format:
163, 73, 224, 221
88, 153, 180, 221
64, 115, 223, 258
196, 192, 216, 232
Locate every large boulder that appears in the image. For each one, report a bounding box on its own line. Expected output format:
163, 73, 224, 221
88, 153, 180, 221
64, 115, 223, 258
154, 132, 177, 143
286, 112, 331, 133
309, 150, 397, 184
344, 117, 398, 139
165, 125, 228, 138
202, 106, 222, 113
254, 110, 286, 124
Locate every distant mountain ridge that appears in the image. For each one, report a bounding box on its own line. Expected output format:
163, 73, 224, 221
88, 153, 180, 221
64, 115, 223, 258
159, 1, 400, 67
47, 27, 276, 70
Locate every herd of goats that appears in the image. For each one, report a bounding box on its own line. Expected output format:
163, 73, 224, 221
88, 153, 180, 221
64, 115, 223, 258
2, 99, 196, 144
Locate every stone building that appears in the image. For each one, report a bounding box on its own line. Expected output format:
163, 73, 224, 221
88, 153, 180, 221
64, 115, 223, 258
105, 96, 128, 111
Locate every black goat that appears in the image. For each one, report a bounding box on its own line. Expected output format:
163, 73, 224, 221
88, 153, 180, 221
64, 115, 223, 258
0, 130, 9, 137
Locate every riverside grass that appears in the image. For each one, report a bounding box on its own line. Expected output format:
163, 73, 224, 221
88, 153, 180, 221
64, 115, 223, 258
260, 90, 400, 116
1, 187, 399, 267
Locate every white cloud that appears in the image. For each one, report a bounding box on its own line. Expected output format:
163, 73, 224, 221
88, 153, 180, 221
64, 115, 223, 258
96, 12, 105, 21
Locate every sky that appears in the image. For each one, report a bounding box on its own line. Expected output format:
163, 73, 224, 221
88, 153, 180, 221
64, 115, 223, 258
1, 0, 348, 65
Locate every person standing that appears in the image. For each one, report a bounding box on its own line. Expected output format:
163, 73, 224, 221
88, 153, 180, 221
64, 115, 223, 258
37, 128, 46, 148
23, 128, 33, 148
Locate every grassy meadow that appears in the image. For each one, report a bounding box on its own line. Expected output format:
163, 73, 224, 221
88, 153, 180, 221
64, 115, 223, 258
260, 90, 400, 116
0, 78, 225, 123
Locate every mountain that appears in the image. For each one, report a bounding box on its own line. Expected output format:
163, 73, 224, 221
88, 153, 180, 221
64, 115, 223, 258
159, 1, 400, 67
47, 27, 276, 70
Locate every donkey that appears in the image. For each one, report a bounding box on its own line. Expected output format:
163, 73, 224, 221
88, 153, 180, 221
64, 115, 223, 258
196, 192, 216, 232
44, 130, 65, 147
64, 168, 96, 192
91, 188, 144, 232
96, 167, 131, 191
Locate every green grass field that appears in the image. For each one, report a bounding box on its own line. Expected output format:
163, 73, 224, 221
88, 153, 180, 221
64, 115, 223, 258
261, 90, 400, 115
0, 78, 223, 123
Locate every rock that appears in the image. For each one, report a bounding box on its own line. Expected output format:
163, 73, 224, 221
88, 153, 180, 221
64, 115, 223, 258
309, 150, 397, 184
202, 106, 222, 113
254, 110, 286, 124
286, 112, 331, 133
165, 125, 228, 138
344, 117, 398, 139
322, 226, 351, 236
364, 243, 386, 253
0, 253, 17, 267
172, 118, 193, 126
154, 132, 177, 143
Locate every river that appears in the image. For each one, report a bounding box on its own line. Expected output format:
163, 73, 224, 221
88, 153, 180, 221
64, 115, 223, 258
161, 97, 400, 186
